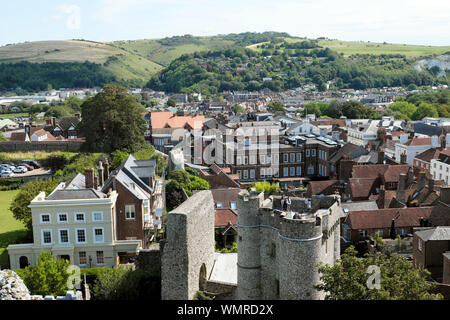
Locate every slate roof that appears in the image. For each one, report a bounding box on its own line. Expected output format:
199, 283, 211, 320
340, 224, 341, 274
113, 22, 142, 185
341, 201, 379, 212
329, 143, 368, 164
415, 227, 450, 241
413, 123, 447, 137
65, 173, 86, 190
46, 189, 107, 200
57, 116, 80, 131
102, 155, 155, 195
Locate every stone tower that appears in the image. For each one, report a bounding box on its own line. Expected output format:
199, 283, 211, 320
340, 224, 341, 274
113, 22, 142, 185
237, 189, 341, 300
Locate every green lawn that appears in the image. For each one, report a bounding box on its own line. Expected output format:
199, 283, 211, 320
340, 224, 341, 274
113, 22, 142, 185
0, 113, 28, 119
0, 190, 27, 269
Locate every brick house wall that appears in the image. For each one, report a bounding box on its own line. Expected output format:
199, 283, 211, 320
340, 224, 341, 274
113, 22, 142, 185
114, 180, 146, 246
413, 234, 450, 280
443, 254, 450, 285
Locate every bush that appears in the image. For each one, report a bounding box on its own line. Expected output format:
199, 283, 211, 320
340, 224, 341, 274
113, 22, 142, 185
90, 267, 161, 300
41, 155, 69, 171
20, 251, 72, 296
252, 181, 280, 193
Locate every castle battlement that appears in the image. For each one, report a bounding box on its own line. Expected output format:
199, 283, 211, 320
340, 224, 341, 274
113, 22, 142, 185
236, 189, 342, 300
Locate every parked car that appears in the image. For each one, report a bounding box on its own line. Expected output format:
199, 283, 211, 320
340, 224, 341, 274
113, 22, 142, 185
13, 166, 27, 174
1, 171, 14, 177
19, 163, 34, 171
22, 160, 40, 169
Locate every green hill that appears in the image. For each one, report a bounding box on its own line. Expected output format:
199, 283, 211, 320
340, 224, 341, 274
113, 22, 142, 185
0, 33, 448, 91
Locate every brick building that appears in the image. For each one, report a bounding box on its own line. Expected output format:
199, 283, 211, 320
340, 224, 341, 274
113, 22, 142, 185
413, 227, 450, 281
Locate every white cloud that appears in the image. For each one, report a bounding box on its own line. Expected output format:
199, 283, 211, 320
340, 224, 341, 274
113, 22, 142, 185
58, 4, 81, 30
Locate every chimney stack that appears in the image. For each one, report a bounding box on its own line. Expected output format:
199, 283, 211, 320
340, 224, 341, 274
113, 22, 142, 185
440, 186, 450, 204
378, 184, 386, 209
94, 175, 98, 190
51, 117, 56, 128
418, 171, 427, 190
400, 152, 407, 164
85, 168, 95, 189
104, 160, 110, 181
431, 135, 439, 148
98, 161, 104, 187
397, 173, 407, 204
429, 178, 435, 192
378, 149, 385, 164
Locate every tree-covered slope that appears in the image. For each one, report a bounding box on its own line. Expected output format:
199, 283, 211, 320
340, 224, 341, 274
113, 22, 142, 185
147, 39, 447, 94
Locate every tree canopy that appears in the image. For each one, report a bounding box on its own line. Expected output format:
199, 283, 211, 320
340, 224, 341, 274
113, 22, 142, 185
78, 84, 147, 153
18, 251, 72, 296
10, 179, 59, 233
315, 246, 442, 300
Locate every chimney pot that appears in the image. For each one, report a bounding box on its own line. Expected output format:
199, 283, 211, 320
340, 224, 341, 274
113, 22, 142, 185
85, 168, 95, 189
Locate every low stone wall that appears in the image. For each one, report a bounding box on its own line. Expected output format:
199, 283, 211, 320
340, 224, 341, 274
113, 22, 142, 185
30, 291, 84, 300
137, 246, 161, 272
0, 141, 83, 152
205, 280, 237, 299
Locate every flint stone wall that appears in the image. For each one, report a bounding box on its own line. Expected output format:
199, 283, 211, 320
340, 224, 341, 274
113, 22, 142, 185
161, 190, 215, 300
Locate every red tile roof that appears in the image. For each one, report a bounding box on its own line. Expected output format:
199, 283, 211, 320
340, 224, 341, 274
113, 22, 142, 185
150, 112, 205, 130
346, 207, 433, 230
352, 164, 389, 179
383, 165, 411, 183
405, 137, 431, 146
349, 178, 376, 198
308, 180, 339, 196
414, 148, 443, 163
9, 132, 27, 141
215, 209, 238, 227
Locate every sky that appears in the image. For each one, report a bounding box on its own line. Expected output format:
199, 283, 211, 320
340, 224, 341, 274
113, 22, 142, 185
0, 0, 449, 46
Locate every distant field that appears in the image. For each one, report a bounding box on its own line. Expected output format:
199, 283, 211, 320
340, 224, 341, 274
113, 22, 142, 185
0, 190, 26, 269
248, 38, 450, 58
112, 37, 235, 67
318, 40, 450, 58
0, 113, 28, 119
0, 151, 79, 162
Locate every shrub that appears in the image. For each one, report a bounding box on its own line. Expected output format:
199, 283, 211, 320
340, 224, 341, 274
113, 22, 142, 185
90, 267, 161, 300
20, 251, 72, 296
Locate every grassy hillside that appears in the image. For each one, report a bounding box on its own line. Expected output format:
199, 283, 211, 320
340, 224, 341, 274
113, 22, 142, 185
248, 38, 450, 58
0, 33, 448, 89
316, 39, 450, 58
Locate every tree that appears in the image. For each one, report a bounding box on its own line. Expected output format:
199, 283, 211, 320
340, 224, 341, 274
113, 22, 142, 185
78, 84, 147, 153
0, 132, 7, 141
232, 104, 245, 114
111, 150, 130, 170
411, 102, 439, 121
387, 101, 418, 121
266, 100, 285, 113
10, 179, 59, 233
20, 251, 72, 296
315, 246, 442, 300
167, 97, 177, 107
165, 169, 210, 210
